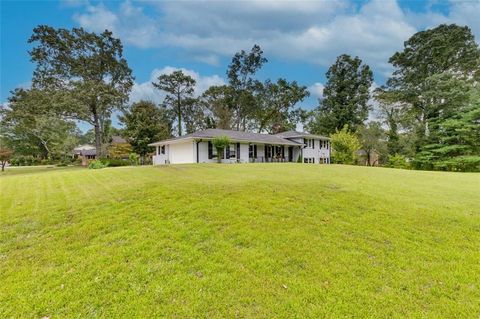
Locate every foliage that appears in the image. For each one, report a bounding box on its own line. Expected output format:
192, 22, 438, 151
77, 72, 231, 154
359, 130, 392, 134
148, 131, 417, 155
2, 165, 480, 317
200, 85, 235, 129
433, 156, 480, 172
308, 54, 373, 135
129, 153, 140, 166
28, 25, 134, 157
227, 44, 267, 130
330, 125, 361, 164
254, 79, 309, 133
386, 154, 410, 169
410, 77, 479, 171
0, 147, 13, 171
99, 158, 130, 167
374, 95, 404, 155
108, 142, 132, 159
2, 88, 80, 159
88, 160, 108, 169
356, 122, 386, 166
211, 136, 230, 163
152, 71, 197, 136
120, 100, 172, 158
381, 24, 480, 152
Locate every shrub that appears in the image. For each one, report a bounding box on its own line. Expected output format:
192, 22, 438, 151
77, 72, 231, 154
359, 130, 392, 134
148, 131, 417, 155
386, 154, 410, 169
129, 153, 140, 166
330, 125, 361, 164
88, 160, 108, 169
106, 158, 130, 167
434, 156, 480, 172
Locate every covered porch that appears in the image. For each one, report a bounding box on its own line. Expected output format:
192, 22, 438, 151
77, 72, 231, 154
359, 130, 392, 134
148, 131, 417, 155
248, 144, 301, 163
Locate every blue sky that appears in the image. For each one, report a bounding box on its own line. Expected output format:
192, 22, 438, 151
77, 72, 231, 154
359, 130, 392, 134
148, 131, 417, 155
1, 0, 479, 128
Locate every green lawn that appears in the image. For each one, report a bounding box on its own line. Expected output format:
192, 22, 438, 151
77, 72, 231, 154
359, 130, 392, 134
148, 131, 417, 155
1, 164, 479, 318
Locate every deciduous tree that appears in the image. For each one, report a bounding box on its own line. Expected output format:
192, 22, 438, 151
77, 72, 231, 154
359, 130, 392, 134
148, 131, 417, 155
330, 125, 361, 165
119, 100, 172, 159
227, 44, 267, 130
255, 79, 309, 134
357, 122, 385, 166
2, 88, 80, 159
200, 85, 235, 129
383, 24, 480, 151
28, 25, 134, 157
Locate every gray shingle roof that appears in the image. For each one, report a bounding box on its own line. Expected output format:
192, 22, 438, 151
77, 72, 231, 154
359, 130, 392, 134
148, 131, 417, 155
149, 129, 304, 146
275, 130, 330, 140
73, 149, 97, 156
111, 136, 127, 144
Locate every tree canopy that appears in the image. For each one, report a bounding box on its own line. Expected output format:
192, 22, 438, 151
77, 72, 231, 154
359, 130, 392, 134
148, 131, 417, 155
308, 54, 373, 135
152, 70, 197, 136
119, 100, 173, 158
28, 25, 134, 157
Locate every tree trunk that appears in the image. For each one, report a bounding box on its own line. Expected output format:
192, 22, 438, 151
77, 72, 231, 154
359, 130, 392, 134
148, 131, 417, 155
177, 93, 182, 136
1, 161, 5, 172
93, 113, 102, 159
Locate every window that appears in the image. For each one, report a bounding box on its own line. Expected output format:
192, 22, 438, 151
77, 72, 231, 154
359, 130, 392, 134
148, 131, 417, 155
303, 157, 314, 163
208, 141, 218, 159
304, 139, 314, 148
228, 144, 236, 158
249, 144, 257, 158
160, 145, 165, 155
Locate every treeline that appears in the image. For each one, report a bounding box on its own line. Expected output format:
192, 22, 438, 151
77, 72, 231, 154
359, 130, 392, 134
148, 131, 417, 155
1, 24, 479, 171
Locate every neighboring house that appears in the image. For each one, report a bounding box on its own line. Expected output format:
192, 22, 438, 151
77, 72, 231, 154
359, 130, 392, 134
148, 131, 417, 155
73, 144, 96, 159
148, 129, 330, 165
73, 136, 132, 160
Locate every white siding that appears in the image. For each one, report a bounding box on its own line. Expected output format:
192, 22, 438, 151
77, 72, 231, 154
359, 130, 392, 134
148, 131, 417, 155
169, 141, 195, 164
294, 137, 331, 164
153, 145, 169, 165
240, 144, 249, 163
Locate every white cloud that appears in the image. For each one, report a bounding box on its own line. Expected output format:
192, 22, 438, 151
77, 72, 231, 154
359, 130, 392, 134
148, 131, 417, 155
73, 1, 159, 48
308, 82, 325, 99
72, 0, 480, 76
129, 66, 225, 104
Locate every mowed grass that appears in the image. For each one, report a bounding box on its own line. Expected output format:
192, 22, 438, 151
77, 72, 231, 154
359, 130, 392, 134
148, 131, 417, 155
1, 164, 479, 318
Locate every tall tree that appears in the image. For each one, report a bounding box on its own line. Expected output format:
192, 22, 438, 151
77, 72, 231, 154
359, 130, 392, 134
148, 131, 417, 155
412, 74, 479, 170
28, 26, 134, 158
152, 70, 196, 136
200, 85, 235, 129
255, 79, 309, 133
227, 44, 267, 130
119, 100, 172, 159
375, 90, 405, 155
383, 24, 480, 151
308, 54, 373, 135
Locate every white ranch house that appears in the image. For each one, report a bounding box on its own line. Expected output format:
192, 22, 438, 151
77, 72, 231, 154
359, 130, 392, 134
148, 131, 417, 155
149, 129, 330, 165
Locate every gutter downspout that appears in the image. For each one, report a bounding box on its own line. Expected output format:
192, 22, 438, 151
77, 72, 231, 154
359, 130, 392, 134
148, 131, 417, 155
196, 139, 202, 163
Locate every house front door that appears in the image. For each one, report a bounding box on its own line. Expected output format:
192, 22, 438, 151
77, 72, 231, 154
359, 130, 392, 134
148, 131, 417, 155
288, 147, 293, 162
